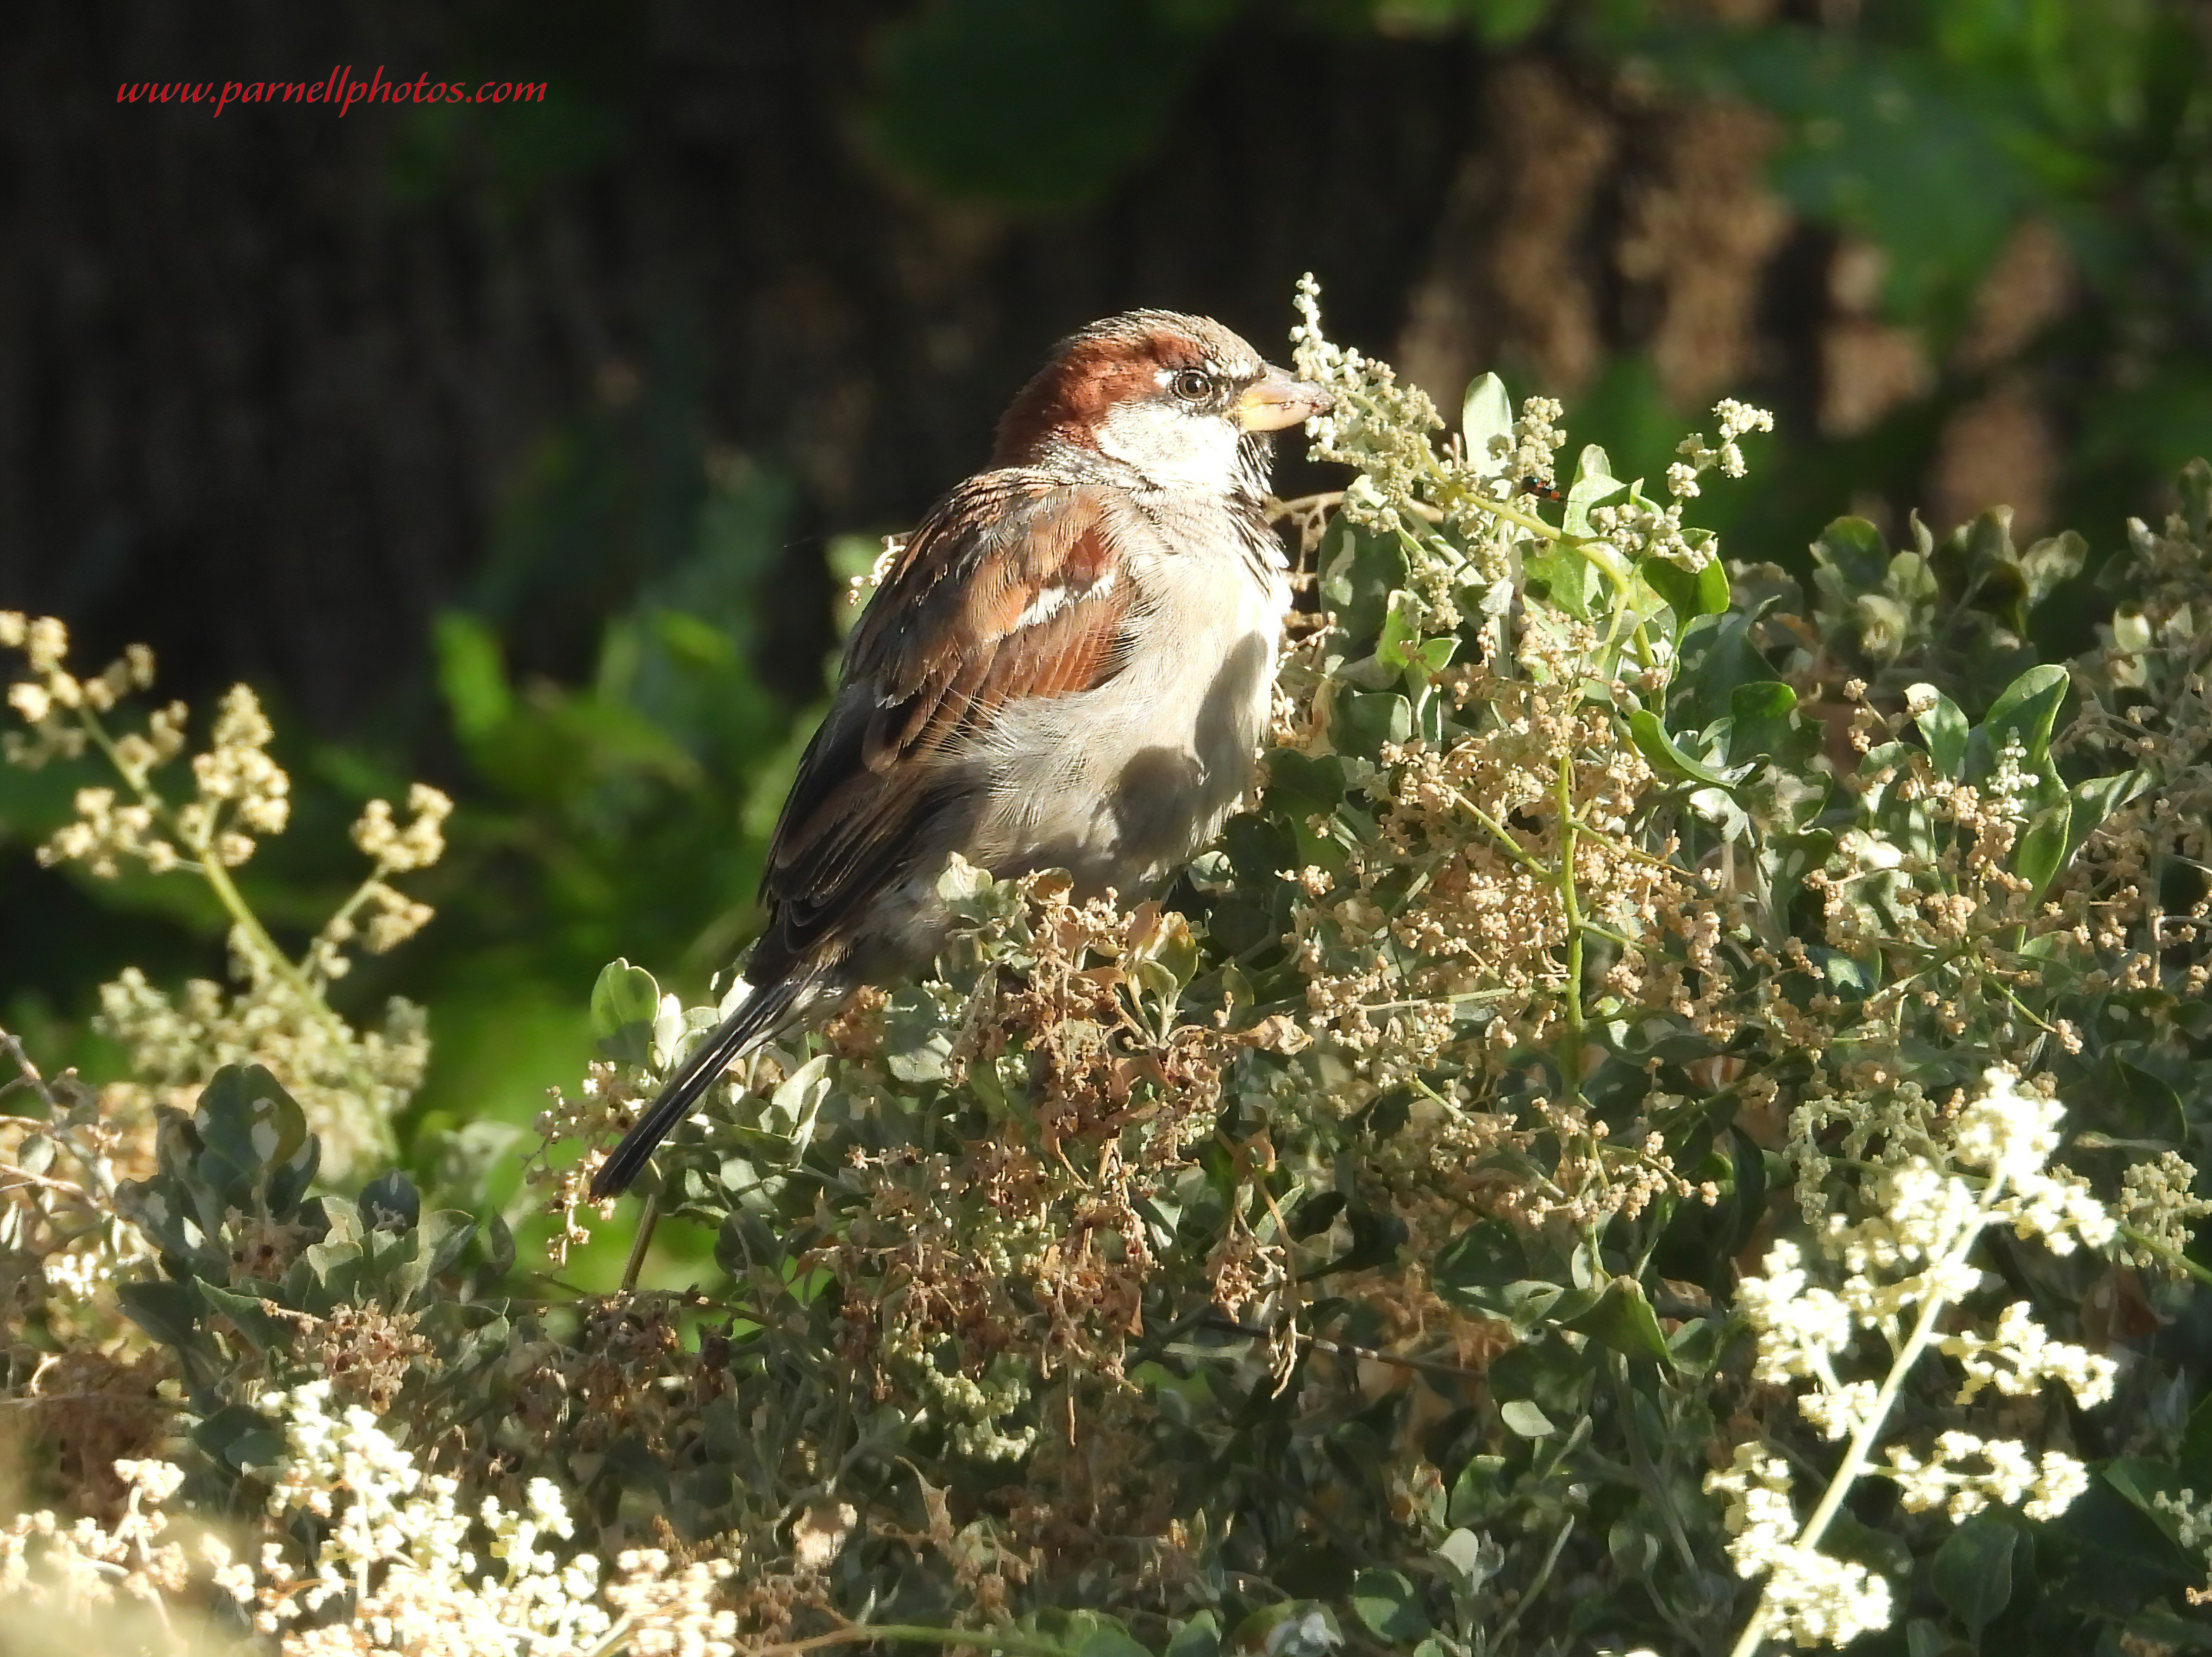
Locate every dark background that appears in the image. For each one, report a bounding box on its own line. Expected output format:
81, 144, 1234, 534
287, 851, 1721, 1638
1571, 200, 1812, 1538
3, 0, 2208, 1215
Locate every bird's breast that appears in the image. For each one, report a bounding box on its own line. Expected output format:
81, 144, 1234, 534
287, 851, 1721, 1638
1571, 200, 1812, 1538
966, 519, 1286, 894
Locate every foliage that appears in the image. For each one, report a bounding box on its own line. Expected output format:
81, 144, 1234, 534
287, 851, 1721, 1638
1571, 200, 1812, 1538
0, 616, 446, 1175
866, 0, 2212, 560
6, 286, 2212, 1656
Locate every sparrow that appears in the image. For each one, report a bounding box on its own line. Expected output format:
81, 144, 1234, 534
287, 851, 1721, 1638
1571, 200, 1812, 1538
591, 311, 1332, 1199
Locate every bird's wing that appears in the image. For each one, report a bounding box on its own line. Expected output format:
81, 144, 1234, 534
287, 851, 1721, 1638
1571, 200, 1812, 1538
757, 471, 1138, 968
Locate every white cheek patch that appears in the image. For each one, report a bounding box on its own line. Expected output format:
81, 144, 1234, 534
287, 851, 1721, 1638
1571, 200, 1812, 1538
1096, 401, 1241, 492
1014, 567, 1114, 629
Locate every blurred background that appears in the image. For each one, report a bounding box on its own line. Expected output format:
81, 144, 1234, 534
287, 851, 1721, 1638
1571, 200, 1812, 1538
2, 0, 2208, 1232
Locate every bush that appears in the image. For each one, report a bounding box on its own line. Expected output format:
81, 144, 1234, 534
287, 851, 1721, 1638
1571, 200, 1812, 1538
4, 280, 2211, 1654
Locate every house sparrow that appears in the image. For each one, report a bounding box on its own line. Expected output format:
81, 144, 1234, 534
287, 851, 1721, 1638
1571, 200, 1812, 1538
591, 311, 1331, 1199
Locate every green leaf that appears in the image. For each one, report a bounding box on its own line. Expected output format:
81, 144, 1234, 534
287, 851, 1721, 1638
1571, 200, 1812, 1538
1323, 520, 1411, 647
298, 1240, 364, 1303
591, 959, 662, 1065
1725, 681, 1805, 766
2012, 800, 2073, 897
1907, 684, 1969, 777
1563, 449, 1625, 539
1375, 591, 1428, 675
2108, 1056, 2187, 1142
358, 1170, 421, 1230
433, 609, 515, 742
1075, 1625, 1153, 1657
1524, 537, 1596, 618
1641, 552, 1730, 622
1350, 1569, 1430, 1642
1813, 515, 1892, 593
117, 1278, 203, 1352
1977, 663, 2070, 777
1227, 1605, 1341, 1657
2018, 529, 2087, 606
1608, 1521, 1661, 1581
1672, 604, 1781, 732
1335, 692, 1413, 759
194, 1403, 280, 1472
1562, 1277, 1675, 1366
265, 1130, 322, 1219
2103, 1457, 2187, 1529
765, 1053, 837, 1143
417, 1209, 477, 1280
1164, 1613, 1220, 1657
1628, 710, 1732, 786
1435, 1526, 1502, 1590
1851, 592, 1911, 661
1265, 750, 1346, 818
196, 1280, 286, 1351
2066, 770, 2147, 865
194, 1065, 308, 1178
884, 986, 954, 1084
482, 1212, 516, 1280
1435, 1219, 1528, 1289
1305, 1205, 1408, 1279
1907, 1618, 1974, 1657
1687, 785, 1751, 842
1463, 373, 1513, 475
1931, 1514, 2016, 1639
1499, 1398, 1556, 1437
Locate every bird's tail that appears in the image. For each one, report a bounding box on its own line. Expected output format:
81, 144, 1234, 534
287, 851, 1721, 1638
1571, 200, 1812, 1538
589, 969, 827, 1199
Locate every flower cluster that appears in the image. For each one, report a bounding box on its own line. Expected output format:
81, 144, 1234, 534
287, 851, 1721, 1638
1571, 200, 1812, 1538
1666, 398, 1775, 498
2116, 1150, 2212, 1275
0, 1381, 739, 1656
1707, 1448, 1894, 1646
1718, 1071, 2116, 1646
2, 613, 449, 1174
2151, 1488, 2212, 1606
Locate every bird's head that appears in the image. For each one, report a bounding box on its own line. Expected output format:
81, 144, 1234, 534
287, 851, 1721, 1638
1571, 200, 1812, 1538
992, 310, 1332, 496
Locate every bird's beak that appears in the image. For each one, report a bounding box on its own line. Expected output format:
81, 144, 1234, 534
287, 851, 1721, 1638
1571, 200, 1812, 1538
1234, 370, 1334, 433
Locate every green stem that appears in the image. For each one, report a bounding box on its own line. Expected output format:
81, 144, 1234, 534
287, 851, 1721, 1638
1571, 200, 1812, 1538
76, 707, 317, 1010
621, 1194, 662, 1294
305, 862, 409, 992
1450, 787, 1551, 880
1420, 446, 1660, 670
1554, 754, 1587, 1106
2118, 1221, 2212, 1287
1489, 1513, 1577, 1648
75, 704, 385, 1114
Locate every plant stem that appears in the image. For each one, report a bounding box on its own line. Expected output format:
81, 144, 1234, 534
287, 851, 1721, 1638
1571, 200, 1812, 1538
1490, 1514, 1577, 1648
621, 1194, 661, 1293
1449, 787, 1551, 880
1417, 446, 1660, 670
75, 704, 387, 1118
2118, 1221, 2212, 1287
75, 707, 318, 1012
1555, 753, 1587, 1105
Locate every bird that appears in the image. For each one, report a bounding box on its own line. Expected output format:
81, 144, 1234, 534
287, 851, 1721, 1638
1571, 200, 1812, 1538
590, 311, 1332, 1199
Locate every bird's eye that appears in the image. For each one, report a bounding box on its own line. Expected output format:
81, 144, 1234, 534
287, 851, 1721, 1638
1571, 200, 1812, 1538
1170, 368, 1213, 402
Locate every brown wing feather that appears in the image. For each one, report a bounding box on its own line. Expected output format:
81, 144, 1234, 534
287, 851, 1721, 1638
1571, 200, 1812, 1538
752, 473, 1135, 977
